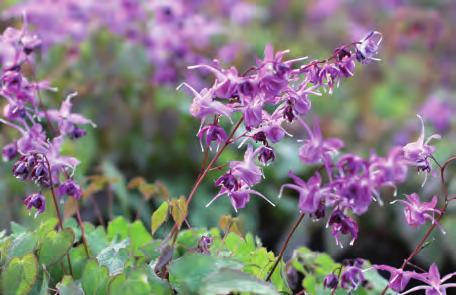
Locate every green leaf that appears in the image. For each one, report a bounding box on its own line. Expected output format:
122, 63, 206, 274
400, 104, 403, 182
10, 222, 27, 235
57, 276, 85, 295
108, 274, 126, 295
129, 220, 152, 256
96, 239, 130, 275
303, 275, 317, 295
35, 218, 59, 238
108, 270, 151, 295
64, 218, 82, 243
38, 229, 74, 266
69, 245, 89, 280
169, 253, 243, 294
151, 202, 169, 235
1, 253, 38, 295
37, 269, 50, 295
200, 269, 280, 295
170, 196, 187, 228
81, 259, 109, 295
107, 217, 129, 241
7, 232, 38, 260
86, 226, 109, 256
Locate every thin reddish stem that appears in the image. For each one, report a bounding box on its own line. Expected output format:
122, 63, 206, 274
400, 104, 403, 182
381, 155, 456, 295
168, 117, 244, 244
266, 212, 306, 281
43, 155, 74, 276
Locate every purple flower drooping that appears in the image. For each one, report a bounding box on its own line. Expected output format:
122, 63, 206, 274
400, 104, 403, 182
2, 141, 17, 161
197, 124, 227, 151
340, 264, 365, 291
327, 210, 359, 247
323, 273, 339, 289
23, 192, 46, 216
58, 179, 83, 200
402, 115, 440, 182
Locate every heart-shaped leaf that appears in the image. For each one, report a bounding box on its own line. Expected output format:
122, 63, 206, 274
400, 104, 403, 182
57, 276, 85, 295
7, 232, 38, 260
96, 239, 129, 275
200, 269, 280, 295
1, 253, 38, 295
169, 253, 243, 294
38, 229, 74, 266
81, 259, 109, 295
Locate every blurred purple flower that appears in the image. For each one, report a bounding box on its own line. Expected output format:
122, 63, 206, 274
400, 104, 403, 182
58, 179, 82, 200
23, 192, 46, 216
197, 124, 227, 151
402, 115, 440, 180
340, 264, 365, 291
279, 171, 329, 214
355, 31, 383, 64
401, 263, 456, 295
327, 210, 359, 247
392, 193, 442, 229
323, 273, 339, 289
230, 145, 263, 186
374, 265, 415, 292
420, 93, 454, 133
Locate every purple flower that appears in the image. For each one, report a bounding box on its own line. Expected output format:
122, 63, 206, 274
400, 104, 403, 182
298, 118, 343, 178
23, 192, 46, 216
340, 265, 365, 290
178, 83, 233, 121
279, 171, 328, 214
45, 92, 96, 137
229, 145, 263, 186
337, 177, 373, 215
187, 63, 241, 99
392, 193, 442, 229
336, 49, 356, 77
401, 264, 456, 295
355, 31, 383, 64
257, 146, 275, 166
207, 183, 274, 212
2, 142, 17, 161
323, 273, 339, 289
58, 179, 82, 200
327, 210, 358, 247
402, 115, 440, 175
197, 124, 227, 151
369, 147, 408, 187
374, 265, 415, 292
215, 171, 240, 191
243, 103, 263, 129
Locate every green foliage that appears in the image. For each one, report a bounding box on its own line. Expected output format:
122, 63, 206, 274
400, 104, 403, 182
1, 253, 38, 295
0, 218, 388, 294
38, 229, 74, 266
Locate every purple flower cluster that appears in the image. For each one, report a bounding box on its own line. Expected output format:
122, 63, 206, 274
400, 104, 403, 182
4, 0, 258, 85
0, 21, 89, 215
179, 30, 398, 244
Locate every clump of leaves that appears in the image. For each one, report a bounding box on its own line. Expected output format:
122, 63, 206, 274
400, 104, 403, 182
0, 215, 388, 295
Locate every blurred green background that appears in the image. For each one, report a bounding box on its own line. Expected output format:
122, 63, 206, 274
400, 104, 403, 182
1, 0, 455, 278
